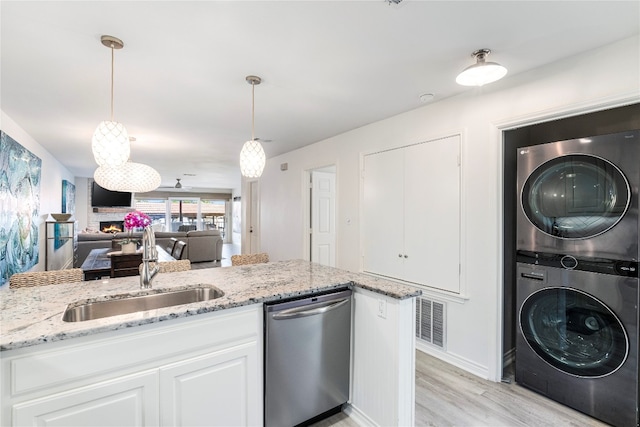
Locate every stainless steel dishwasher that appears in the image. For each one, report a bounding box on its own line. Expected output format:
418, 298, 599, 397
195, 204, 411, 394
264, 288, 352, 427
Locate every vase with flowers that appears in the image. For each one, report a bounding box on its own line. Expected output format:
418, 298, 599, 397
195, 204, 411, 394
121, 211, 151, 254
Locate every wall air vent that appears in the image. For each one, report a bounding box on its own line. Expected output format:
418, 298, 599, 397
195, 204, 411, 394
416, 297, 446, 349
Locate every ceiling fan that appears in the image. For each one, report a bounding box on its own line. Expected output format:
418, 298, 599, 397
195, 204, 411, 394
158, 178, 192, 191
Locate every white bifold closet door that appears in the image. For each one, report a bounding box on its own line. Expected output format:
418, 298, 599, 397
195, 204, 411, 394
363, 135, 460, 293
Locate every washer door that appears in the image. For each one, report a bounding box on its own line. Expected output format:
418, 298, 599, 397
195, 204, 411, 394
521, 154, 630, 239
520, 287, 629, 377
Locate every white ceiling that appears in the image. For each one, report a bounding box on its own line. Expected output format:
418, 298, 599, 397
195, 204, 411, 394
2, 1, 638, 193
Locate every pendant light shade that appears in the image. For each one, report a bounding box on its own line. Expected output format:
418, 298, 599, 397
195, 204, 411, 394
94, 162, 161, 193
92, 120, 130, 167
240, 139, 266, 178
240, 75, 266, 178
92, 35, 130, 167
456, 49, 507, 87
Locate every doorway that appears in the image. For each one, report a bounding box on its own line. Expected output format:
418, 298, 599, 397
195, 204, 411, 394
247, 180, 259, 254
169, 197, 199, 231
501, 103, 640, 377
308, 166, 337, 267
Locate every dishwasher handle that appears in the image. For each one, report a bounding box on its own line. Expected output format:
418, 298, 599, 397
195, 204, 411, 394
272, 298, 350, 320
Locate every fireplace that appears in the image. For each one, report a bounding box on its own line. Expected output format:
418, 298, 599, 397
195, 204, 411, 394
100, 221, 125, 233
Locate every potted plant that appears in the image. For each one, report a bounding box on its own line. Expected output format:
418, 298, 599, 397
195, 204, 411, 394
121, 211, 151, 254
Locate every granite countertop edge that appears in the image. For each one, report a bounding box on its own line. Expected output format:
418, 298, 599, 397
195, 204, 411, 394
0, 260, 421, 351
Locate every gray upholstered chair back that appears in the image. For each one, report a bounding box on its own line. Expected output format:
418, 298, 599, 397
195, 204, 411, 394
166, 237, 178, 254
172, 241, 187, 260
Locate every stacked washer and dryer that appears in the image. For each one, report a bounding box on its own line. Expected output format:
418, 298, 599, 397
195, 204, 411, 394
515, 130, 639, 427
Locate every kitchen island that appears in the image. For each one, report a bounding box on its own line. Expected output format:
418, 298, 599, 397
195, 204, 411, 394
1, 260, 420, 426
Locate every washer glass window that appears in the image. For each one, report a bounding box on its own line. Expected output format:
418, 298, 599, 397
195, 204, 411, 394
521, 154, 630, 239
520, 287, 628, 377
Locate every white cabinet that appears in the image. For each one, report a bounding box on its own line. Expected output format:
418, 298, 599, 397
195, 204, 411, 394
363, 148, 405, 279
13, 370, 159, 427
348, 287, 415, 426
1, 305, 262, 427
363, 135, 461, 293
159, 342, 260, 427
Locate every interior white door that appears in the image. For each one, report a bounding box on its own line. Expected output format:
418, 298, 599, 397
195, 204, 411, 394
362, 149, 404, 278
311, 169, 337, 267
249, 181, 259, 253
403, 135, 460, 292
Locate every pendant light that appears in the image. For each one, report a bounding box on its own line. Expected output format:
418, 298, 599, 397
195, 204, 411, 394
239, 75, 266, 178
94, 161, 161, 193
91, 35, 131, 167
456, 49, 507, 87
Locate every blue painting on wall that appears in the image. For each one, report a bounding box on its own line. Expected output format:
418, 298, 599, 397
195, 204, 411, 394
0, 131, 42, 287
61, 179, 75, 215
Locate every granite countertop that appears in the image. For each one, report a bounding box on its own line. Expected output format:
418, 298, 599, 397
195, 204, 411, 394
0, 260, 420, 351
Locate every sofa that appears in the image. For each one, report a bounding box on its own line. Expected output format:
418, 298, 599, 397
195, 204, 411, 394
75, 230, 223, 267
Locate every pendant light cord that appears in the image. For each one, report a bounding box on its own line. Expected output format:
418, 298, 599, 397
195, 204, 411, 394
251, 82, 255, 141
110, 42, 115, 121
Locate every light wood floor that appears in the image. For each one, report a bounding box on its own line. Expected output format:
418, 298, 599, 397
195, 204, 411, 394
313, 350, 609, 427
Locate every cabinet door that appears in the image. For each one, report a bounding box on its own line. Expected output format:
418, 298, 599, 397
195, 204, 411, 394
159, 341, 260, 427
363, 149, 404, 278
12, 370, 159, 427
404, 136, 460, 292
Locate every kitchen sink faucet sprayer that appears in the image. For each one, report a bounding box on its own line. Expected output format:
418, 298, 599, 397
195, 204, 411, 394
140, 225, 159, 288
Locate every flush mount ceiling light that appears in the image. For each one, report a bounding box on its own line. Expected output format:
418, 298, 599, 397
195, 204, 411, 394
239, 75, 266, 179
91, 35, 130, 167
94, 161, 161, 193
456, 49, 508, 87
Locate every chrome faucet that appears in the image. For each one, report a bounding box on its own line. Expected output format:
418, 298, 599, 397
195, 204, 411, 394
140, 225, 160, 289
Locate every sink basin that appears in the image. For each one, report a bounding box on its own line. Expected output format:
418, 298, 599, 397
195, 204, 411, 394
62, 286, 225, 322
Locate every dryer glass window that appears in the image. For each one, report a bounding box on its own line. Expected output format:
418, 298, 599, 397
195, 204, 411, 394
521, 154, 630, 239
520, 287, 628, 377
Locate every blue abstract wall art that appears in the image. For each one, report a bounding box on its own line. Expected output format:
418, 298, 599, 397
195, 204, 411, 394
61, 179, 75, 215
0, 131, 42, 287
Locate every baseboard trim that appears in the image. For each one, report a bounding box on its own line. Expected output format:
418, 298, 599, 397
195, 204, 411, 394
416, 341, 490, 380
343, 403, 378, 427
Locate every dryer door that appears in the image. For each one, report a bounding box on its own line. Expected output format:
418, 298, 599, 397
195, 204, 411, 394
519, 287, 629, 377
522, 154, 631, 239
521, 154, 630, 239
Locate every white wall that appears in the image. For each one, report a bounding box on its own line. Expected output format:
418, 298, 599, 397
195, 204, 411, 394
255, 36, 640, 381
74, 177, 89, 231
1, 111, 76, 275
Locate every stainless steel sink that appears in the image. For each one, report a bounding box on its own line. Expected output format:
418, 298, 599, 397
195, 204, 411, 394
62, 286, 225, 322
